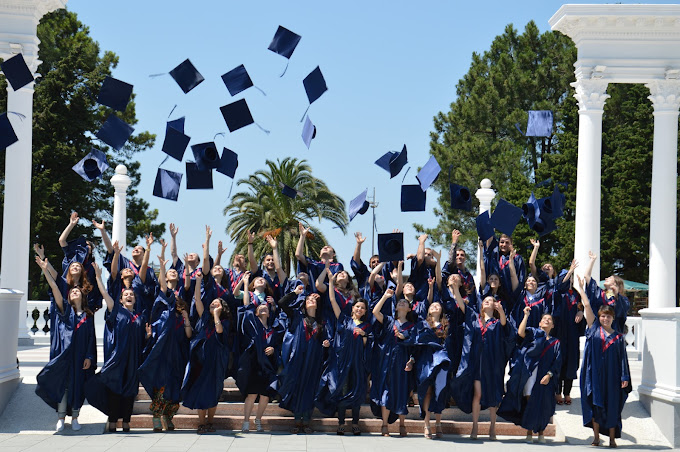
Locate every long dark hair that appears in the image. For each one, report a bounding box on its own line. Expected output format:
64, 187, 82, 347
68, 287, 94, 318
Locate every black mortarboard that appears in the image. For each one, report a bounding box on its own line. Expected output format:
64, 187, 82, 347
375, 145, 408, 178
191, 142, 220, 171
302, 116, 316, 149
96, 114, 134, 150
491, 198, 523, 236
72, 149, 109, 182
169, 59, 204, 94
349, 189, 370, 221
378, 232, 404, 262
220, 99, 254, 132
153, 168, 182, 201
97, 76, 133, 111
303, 66, 328, 105
1, 53, 33, 91
476, 211, 494, 242
221, 64, 254, 96
268, 26, 301, 59
449, 183, 472, 211
281, 183, 299, 199
0, 112, 18, 149
534, 196, 557, 236
161, 117, 190, 161
526, 110, 553, 137
216, 147, 238, 178
416, 156, 441, 191
185, 162, 213, 189
522, 192, 541, 229
401, 185, 426, 212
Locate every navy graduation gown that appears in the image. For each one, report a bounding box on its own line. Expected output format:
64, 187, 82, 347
440, 288, 467, 378
408, 258, 436, 302
498, 327, 562, 433
316, 313, 371, 415
181, 309, 230, 410
586, 279, 630, 334
413, 321, 451, 417
553, 288, 585, 380
138, 291, 190, 403
451, 307, 514, 414
510, 286, 554, 330
36, 302, 95, 414
483, 237, 526, 297
580, 320, 632, 437
61, 237, 103, 312
369, 315, 416, 423
350, 257, 370, 292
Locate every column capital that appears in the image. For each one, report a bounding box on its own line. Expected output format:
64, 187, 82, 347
646, 79, 680, 113
571, 79, 610, 112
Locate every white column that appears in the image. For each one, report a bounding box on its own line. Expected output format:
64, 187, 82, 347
646, 80, 680, 309
1, 83, 34, 344
110, 165, 131, 252
0, 289, 22, 414
571, 79, 609, 283
474, 178, 496, 286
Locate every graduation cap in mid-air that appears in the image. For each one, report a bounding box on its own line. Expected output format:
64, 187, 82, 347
375, 145, 408, 178
378, 232, 404, 262
401, 185, 426, 212
97, 76, 133, 111
301, 116, 316, 149
449, 183, 472, 211
280, 183, 301, 199
0, 53, 34, 91
220, 98, 269, 133
153, 168, 182, 201
185, 162, 213, 189
476, 211, 494, 242
491, 198, 524, 237
160, 117, 191, 161
516, 110, 553, 137
96, 114, 134, 150
169, 59, 205, 94
216, 147, 238, 178
72, 149, 109, 182
191, 142, 220, 171
523, 192, 541, 229
349, 189, 370, 222
0, 112, 19, 149
300, 66, 327, 120
221, 64, 265, 96
268, 25, 301, 76
416, 156, 441, 192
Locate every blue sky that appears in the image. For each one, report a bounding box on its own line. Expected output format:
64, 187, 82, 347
64, 0, 676, 271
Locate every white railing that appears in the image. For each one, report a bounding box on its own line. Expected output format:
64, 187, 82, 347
26, 300, 50, 338
625, 316, 642, 360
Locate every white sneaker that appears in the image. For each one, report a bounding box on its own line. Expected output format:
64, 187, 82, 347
71, 418, 81, 431
56, 419, 65, 432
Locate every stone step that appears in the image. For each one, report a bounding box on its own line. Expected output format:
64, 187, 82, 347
125, 414, 555, 436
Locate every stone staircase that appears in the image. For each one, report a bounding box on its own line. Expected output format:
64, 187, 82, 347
129, 378, 555, 436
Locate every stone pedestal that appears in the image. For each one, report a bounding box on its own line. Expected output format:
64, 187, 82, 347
638, 308, 680, 447
0, 289, 23, 416
110, 165, 131, 252
474, 178, 496, 286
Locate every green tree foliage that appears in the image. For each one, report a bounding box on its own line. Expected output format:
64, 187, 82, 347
0, 10, 164, 299
224, 157, 348, 275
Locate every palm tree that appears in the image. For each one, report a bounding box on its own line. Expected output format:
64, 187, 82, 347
224, 157, 348, 276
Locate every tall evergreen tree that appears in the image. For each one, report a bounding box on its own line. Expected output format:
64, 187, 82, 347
0, 10, 164, 299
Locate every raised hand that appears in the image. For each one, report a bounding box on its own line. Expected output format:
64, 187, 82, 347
530, 238, 540, 249
355, 232, 366, 244
294, 285, 305, 295
576, 274, 585, 290
169, 223, 178, 237
33, 243, 45, 259
112, 240, 122, 254
145, 323, 152, 338
451, 229, 462, 243
265, 234, 277, 249
195, 269, 203, 282
69, 211, 79, 226
159, 238, 167, 249
509, 247, 516, 261
217, 241, 226, 256
523, 306, 531, 316
92, 262, 102, 277
205, 225, 212, 240
418, 234, 428, 243
570, 259, 579, 272
431, 248, 441, 263
428, 277, 435, 288
588, 250, 597, 261
92, 220, 106, 231
384, 288, 395, 298
494, 301, 504, 313
299, 222, 311, 236
213, 303, 223, 317
247, 230, 255, 245
34, 255, 48, 269
158, 256, 168, 268
243, 271, 251, 283
145, 233, 154, 248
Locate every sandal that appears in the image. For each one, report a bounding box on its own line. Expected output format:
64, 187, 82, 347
399, 425, 407, 437
565, 396, 572, 405
197, 424, 208, 434
291, 423, 302, 434
609, 440, 617, 448
206, 423, 215, 432
591, 439, 601, 447
254, 418, 264, 432
351, 424, 361, 436
163, 416, 175, 431
381, 425, 389, 437
241, 421, 250, 433
152, 416, 163, 433
303, 424, 313, 434
122, 422, 130, 433
435, 423, 443, 438
337, 424, 345, 435
108, 422, 117, 433
424, 425, 433, 439
556, 394, 564, 405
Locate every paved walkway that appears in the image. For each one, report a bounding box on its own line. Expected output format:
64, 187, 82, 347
0, 344, 674, 451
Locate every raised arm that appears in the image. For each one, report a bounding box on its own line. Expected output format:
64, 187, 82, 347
158, 256, 168, 293
447, 229, 461, 273
450, 276, 466, 314
92, 219, 114, 254
395, 260, 404, 297
35, 256, 64, 311
353, 232, 365, 265
584, 251, 597, 285
110, 240, 121, 280
575, 275, 595, 327
327, 270, 341, 319
34, 244, 58, 280
507, 248, 520, 293
315, 260, 330, 293
495, 300, 507, 326
295, 222, 310, 264
518, 305, 531, 338
247, 231, 257, 273
529, 239, 540, 279
478, 239, 487, 288
59, 212, 79, 248
92, 262, 114, 312
242, 272, 251, 306
215, 240, 226, 268
139, 233, 153, 284
233, 273, 246, 299
432, 248, 443, 291
194, 269, 205, 318
415, 234, 427, 267
368, 262, 385, 290
427, 277, 435, 304
562, 259, 578, 284
372, 288, 394, 324
265, 234, 287, 283
203, 226, 212, 275
169, 223, 179, 267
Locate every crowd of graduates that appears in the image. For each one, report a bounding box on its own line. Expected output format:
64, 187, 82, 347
33, 212, 632, 447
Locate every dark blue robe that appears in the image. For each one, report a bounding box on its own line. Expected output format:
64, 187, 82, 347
84, 294, 146, 417
450, 307, 514, 414
479, 284, 511, 315
138, 291, 190, 403
180, 309, 230, 410
414, 321, 451, 417
510, 286, 554, 330
553, 288, 585, 380
277, 291, 326, 415
586, 279, 630, 334
316, 313, 371, 415
498, 328, 562, 433
105, 253, 157, 322
61, 237, 103, 312
580, 320, 632, 437
442, 260, 478, 307
36, 302, 95, 414
369, 316, 416, 423
440, 288, 467, 382
483, 237, 526, 296
408, 258, 436, 302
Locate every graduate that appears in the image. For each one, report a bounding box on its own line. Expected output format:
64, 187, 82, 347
408, 234, 439, 302
253, 234, 288, 302
364, 261, 397, 319
442, 229, 478, 305
34, 256, 96, 432
181, 269, 231, 434
397, 279, 434, 323
498, 307, 562, 443
137, 252, 192, 432
450, 295, 514, 440
583, 251, 630, 334
575, 274, 632, 448
507, 247, 556, 329
237, 272, 285, 433
483, 234, 526, 297
439, 274, 469, 391
413, 296, 451, 439
315, 260, 358, 320
277, 287, 329, 434
108, 234, 156, 322
295, 222, 343, 288
316, 275, 371, 436
370, 288, 416, 437
86, 262, 148, 433
528, 238, 558, 286
350, 231, 382, 292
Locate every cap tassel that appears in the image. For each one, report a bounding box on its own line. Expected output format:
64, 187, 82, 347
514, 123, 526, 136
227, 179, 234, 198
167, 105, 178, 118
279, 61, 290, 77
158, 155, 170, 167
401, 167, 411, 184
299, 105, 310, 123
255, 122, 270, 134
8, 111, 26, 121
253, 85, 267, 96
148, 73, 167, 78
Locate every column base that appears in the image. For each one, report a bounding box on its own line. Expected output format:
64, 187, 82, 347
17, 337, 34, 346
639, 308, 680, 447
0, 369, 21, 418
